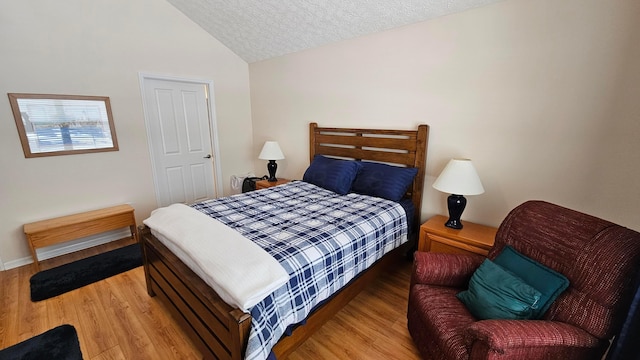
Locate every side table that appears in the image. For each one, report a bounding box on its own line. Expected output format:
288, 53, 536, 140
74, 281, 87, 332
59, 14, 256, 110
256, 178, 290, 190
418, 215, 497, 256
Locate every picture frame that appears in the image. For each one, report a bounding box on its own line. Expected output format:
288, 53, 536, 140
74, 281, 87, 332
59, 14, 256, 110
8, 93, 119, 158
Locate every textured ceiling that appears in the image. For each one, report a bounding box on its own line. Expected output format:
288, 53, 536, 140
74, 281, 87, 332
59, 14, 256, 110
166, 0, 505, 63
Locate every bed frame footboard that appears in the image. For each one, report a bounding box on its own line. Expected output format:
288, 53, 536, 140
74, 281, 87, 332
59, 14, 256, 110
141, 225, 409, 359
141, 226, 251, 359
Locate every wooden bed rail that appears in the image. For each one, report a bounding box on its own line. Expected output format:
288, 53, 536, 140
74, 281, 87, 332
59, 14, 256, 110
140, 226, 251, 359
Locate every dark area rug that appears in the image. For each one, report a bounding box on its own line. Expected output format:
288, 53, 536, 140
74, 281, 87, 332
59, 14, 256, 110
30, 243, 142, 302
0, 324, 83, 360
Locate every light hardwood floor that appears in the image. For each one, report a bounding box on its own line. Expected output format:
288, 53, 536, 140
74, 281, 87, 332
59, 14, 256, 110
0, 237, 422, 359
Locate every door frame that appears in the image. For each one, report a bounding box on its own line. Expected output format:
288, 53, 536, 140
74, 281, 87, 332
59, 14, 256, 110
139, 72, 224, 207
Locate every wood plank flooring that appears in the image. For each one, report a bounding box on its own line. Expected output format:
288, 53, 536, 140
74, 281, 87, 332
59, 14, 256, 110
0, 238, 421, 359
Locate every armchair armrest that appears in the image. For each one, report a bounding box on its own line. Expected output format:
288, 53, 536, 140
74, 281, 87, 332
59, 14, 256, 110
411, 251, 484, 288
465, 320, 601, 353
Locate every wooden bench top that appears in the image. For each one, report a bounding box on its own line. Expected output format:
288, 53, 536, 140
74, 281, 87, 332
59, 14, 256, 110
24, 204, 135, 234
24, 204, 137, 271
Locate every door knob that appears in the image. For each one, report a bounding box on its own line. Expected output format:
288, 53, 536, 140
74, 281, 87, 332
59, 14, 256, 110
203, 154, 212, 159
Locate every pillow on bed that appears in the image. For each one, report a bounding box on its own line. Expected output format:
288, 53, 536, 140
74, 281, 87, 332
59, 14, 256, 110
351, 162, 418, 202
302, 155, 361, 195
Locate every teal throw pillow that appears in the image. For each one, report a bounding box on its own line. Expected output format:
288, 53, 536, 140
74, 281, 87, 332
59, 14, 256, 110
493, 245, 569, 319
456, 259, 542, 320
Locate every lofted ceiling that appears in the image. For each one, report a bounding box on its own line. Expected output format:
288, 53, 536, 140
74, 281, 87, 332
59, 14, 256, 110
166, 0, 506, 63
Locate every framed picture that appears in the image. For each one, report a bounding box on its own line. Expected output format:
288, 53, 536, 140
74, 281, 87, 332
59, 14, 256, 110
8, 93, 119, 158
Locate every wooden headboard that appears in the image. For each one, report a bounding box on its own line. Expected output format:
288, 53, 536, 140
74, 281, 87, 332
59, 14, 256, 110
309, 122, 429, 236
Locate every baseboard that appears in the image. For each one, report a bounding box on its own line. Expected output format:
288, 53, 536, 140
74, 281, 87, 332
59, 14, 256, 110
3, 229, 133, 271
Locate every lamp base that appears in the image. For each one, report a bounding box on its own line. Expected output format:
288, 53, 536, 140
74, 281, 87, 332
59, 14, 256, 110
267, 160, 278, 182
445, 194, 467, 229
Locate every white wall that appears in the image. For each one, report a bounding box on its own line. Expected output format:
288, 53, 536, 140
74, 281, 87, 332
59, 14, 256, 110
250, 0, 640, 231
0, 0, 253, 267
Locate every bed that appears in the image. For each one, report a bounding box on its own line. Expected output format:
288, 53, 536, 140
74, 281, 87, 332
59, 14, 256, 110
139, 122, 429, 359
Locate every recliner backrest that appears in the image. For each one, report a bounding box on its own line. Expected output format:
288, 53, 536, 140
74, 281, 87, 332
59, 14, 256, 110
488, 200, 640, 339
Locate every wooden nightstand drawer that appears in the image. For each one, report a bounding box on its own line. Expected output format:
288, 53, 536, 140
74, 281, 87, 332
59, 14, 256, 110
426, 233, 491, 256
255, 178, 290, 190
418, 215, 497, 256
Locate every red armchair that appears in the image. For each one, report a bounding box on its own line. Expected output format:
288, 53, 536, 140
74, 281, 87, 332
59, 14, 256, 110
408, 201, 640, 359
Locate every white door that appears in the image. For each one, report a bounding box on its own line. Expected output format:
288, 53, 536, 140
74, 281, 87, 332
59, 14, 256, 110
140, 74, 223, 207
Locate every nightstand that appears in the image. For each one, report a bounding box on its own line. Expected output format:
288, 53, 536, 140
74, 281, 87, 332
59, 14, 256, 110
255, 178, 290, 190
418, 215, 497, 256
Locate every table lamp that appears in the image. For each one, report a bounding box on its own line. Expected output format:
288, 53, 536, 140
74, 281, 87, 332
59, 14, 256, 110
432, 158, 484, 229
258, 141, 285, 182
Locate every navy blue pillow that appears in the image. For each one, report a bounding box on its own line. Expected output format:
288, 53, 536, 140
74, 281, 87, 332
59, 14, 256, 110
302, 155, 361, 195
351, 162, 418, 201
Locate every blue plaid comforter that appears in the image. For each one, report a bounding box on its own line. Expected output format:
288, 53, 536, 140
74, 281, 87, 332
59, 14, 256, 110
191, 181, 408, 360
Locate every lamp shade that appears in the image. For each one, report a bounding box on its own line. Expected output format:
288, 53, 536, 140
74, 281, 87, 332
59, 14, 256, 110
258, 141, 285, 160
432, 158, 484, 195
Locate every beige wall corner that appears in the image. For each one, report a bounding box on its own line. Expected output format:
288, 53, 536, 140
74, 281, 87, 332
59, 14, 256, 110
249, 0, 640, 231
0, 0, 253, 266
